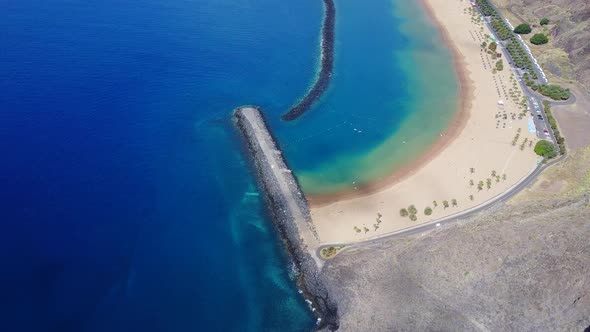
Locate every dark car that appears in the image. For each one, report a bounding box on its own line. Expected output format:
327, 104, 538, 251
537, 114, 543, 120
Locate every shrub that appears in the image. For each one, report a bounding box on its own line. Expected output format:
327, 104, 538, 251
424, 207, 433, 216
400, 208, 409, 217
534, 140, 557, 159
513, 23, 532, 34
538, 84, 570, 100
540, 18, 549, 26
530, 33, 549, 45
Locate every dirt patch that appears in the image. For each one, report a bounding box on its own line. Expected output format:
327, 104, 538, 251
552, 86, 590, 151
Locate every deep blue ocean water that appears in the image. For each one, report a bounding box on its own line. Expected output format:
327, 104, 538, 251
0, 0, 454, 330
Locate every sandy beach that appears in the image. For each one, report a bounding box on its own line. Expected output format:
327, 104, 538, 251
310, 0, 541, 244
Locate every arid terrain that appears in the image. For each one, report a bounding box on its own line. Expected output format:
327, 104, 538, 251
321, 146, 590, 330
492, 0, 590, 90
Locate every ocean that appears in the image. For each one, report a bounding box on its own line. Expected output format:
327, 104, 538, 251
0, 0, 455, 331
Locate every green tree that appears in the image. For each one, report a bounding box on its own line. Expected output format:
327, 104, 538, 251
409, 214, 417, 222
400, 208, 409, 217
408, 205, 418, 215
488, 42, 497, 52
513, 23, 532, 34
424, 207, 433, 216
530, 33, 549, 45
540, 18, 550, 26
534, 140, 557, 159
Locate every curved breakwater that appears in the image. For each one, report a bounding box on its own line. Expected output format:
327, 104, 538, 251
282, 0, 335, 121
233, 106, 339, 330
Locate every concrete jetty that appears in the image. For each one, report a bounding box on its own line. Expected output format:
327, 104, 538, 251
234, 106, 338, 330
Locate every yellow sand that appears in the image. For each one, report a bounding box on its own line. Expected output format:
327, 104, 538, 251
310, 0, 541, 244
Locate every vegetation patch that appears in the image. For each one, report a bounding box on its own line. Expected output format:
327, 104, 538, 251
513, 23, 532, 34
534, 140, 558, 159
538, 84, 570, 100
320, 245, 345, 259
542, 101, 566, 154
530, 33, 549, 45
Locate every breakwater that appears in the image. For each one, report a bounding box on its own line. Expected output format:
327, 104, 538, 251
281, 0, 335, 121
234, 106, 339, 330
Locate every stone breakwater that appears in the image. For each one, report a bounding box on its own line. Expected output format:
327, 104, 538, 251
281, 0, 335, 121
234, 106, 339, 330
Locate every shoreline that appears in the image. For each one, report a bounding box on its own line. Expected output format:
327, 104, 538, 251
282, 0, 335, 121
307, 0, 474, 207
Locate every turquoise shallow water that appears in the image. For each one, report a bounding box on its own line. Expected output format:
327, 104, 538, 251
274, 0, 458, 194
0, 0, 456, 330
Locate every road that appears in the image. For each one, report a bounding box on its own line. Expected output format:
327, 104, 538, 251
475, 1, 564, 144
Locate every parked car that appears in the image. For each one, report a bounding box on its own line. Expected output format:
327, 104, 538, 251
537, 114, 543, 120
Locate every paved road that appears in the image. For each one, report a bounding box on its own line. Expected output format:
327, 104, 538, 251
476, 2, 566, 143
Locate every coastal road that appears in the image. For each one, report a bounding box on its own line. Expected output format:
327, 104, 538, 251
317, 152, 566, 260
475, 0, 562, 143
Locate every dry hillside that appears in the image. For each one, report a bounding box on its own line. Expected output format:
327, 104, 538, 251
491, 0, 590, 90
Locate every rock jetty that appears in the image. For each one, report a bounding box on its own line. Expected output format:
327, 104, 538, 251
234, 106, 339, 330
282, 0, 335, 121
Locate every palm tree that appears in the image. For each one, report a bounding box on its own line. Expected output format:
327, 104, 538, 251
469, 194, 474, 201
433, 200, 438, 208
491, 170, 497, 177
443, 200, 450, 209
469, 179, 474, 186
451, 199, 458, 207
470, 167, 475, 174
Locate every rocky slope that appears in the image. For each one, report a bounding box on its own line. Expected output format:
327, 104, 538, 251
492, 0, 590, 90
321, 196, 590, 331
